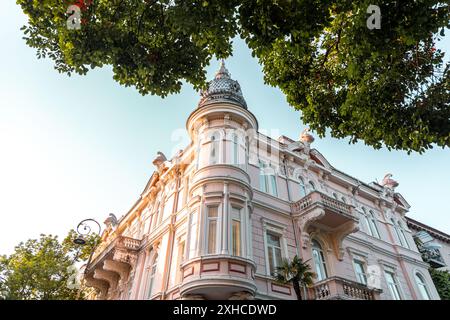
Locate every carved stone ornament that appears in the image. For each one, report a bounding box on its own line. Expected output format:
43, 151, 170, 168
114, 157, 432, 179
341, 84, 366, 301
104, 213, 119, 229
381, 173, 399, 190
228, 291, 255, 300
152, 151, 171, 174
332, 221, 360, 261
298, 208, 326, 235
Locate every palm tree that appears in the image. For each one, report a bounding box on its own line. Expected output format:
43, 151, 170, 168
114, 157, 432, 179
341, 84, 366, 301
275, 255, 316, 300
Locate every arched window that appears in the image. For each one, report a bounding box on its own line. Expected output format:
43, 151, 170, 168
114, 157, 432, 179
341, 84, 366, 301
341, 196, 347, 204
232, 133, 239, 165
299, 177, 307, 198
146, 252, 158, 299
312, 240, 328, 281
368, 210, 380, 239
210, 133, 219, 165
259, 161, 277, 196
360, 208, 372, 235
390, 218, 405, 247
398, 221, 410, 249
415, 273, 431, 300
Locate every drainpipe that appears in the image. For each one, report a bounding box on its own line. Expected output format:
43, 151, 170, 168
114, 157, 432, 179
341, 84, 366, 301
283, 156, 300, 257
161, 168, 182, 300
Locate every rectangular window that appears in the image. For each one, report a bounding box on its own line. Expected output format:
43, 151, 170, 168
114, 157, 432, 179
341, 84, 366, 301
188, 211, 198, 259
384, 270, 402, 300
270, 174, 278, 197
353, 260, 367, 285
266, 232, 283, 276
207, 206, 218, 254
231, 207, 241, 256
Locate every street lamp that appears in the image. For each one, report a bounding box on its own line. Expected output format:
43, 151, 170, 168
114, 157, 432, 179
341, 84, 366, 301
73, 218, 102, 245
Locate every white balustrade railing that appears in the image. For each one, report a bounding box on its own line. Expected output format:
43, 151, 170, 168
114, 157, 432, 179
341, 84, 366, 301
291, 191, 353, 216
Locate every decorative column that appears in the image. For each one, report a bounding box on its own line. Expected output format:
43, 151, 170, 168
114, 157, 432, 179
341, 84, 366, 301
197, 185, 207, 257
245, 190, 252, 260
221, 182, 229, 255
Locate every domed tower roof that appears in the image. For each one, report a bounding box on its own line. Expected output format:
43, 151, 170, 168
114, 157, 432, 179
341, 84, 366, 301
198, 60, 247, 109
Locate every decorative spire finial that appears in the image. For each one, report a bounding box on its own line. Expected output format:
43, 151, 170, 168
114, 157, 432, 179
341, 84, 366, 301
198, 59, 247, 109
215, 59, 230, 79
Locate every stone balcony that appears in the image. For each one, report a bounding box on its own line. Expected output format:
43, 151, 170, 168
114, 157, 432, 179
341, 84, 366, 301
179, 255, 257, 300
84, 236, 142, 299
291, 191, 359, 260
419, 247, 446, 268
310, 276, 382, 300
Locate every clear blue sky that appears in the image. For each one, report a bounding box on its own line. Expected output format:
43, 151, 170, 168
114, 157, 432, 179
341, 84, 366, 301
0, 2, 449, 254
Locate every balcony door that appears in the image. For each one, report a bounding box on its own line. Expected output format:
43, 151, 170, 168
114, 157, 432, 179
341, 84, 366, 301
312, 240, 328, 281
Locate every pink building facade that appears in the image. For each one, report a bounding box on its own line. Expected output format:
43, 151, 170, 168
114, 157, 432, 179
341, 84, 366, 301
83, 62, 442, 300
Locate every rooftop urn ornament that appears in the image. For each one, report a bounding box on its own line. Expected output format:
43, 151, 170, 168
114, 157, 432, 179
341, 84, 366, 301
198, 60, 247, 109
381, 173, 399, 190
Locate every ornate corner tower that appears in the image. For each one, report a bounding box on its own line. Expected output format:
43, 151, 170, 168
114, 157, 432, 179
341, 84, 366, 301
180, 61, 258, 300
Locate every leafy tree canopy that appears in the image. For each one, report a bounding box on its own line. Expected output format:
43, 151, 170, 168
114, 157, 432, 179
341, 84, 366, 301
429, 268, 450, 300
17, 0, 449, 152
0, 231, 99, 300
